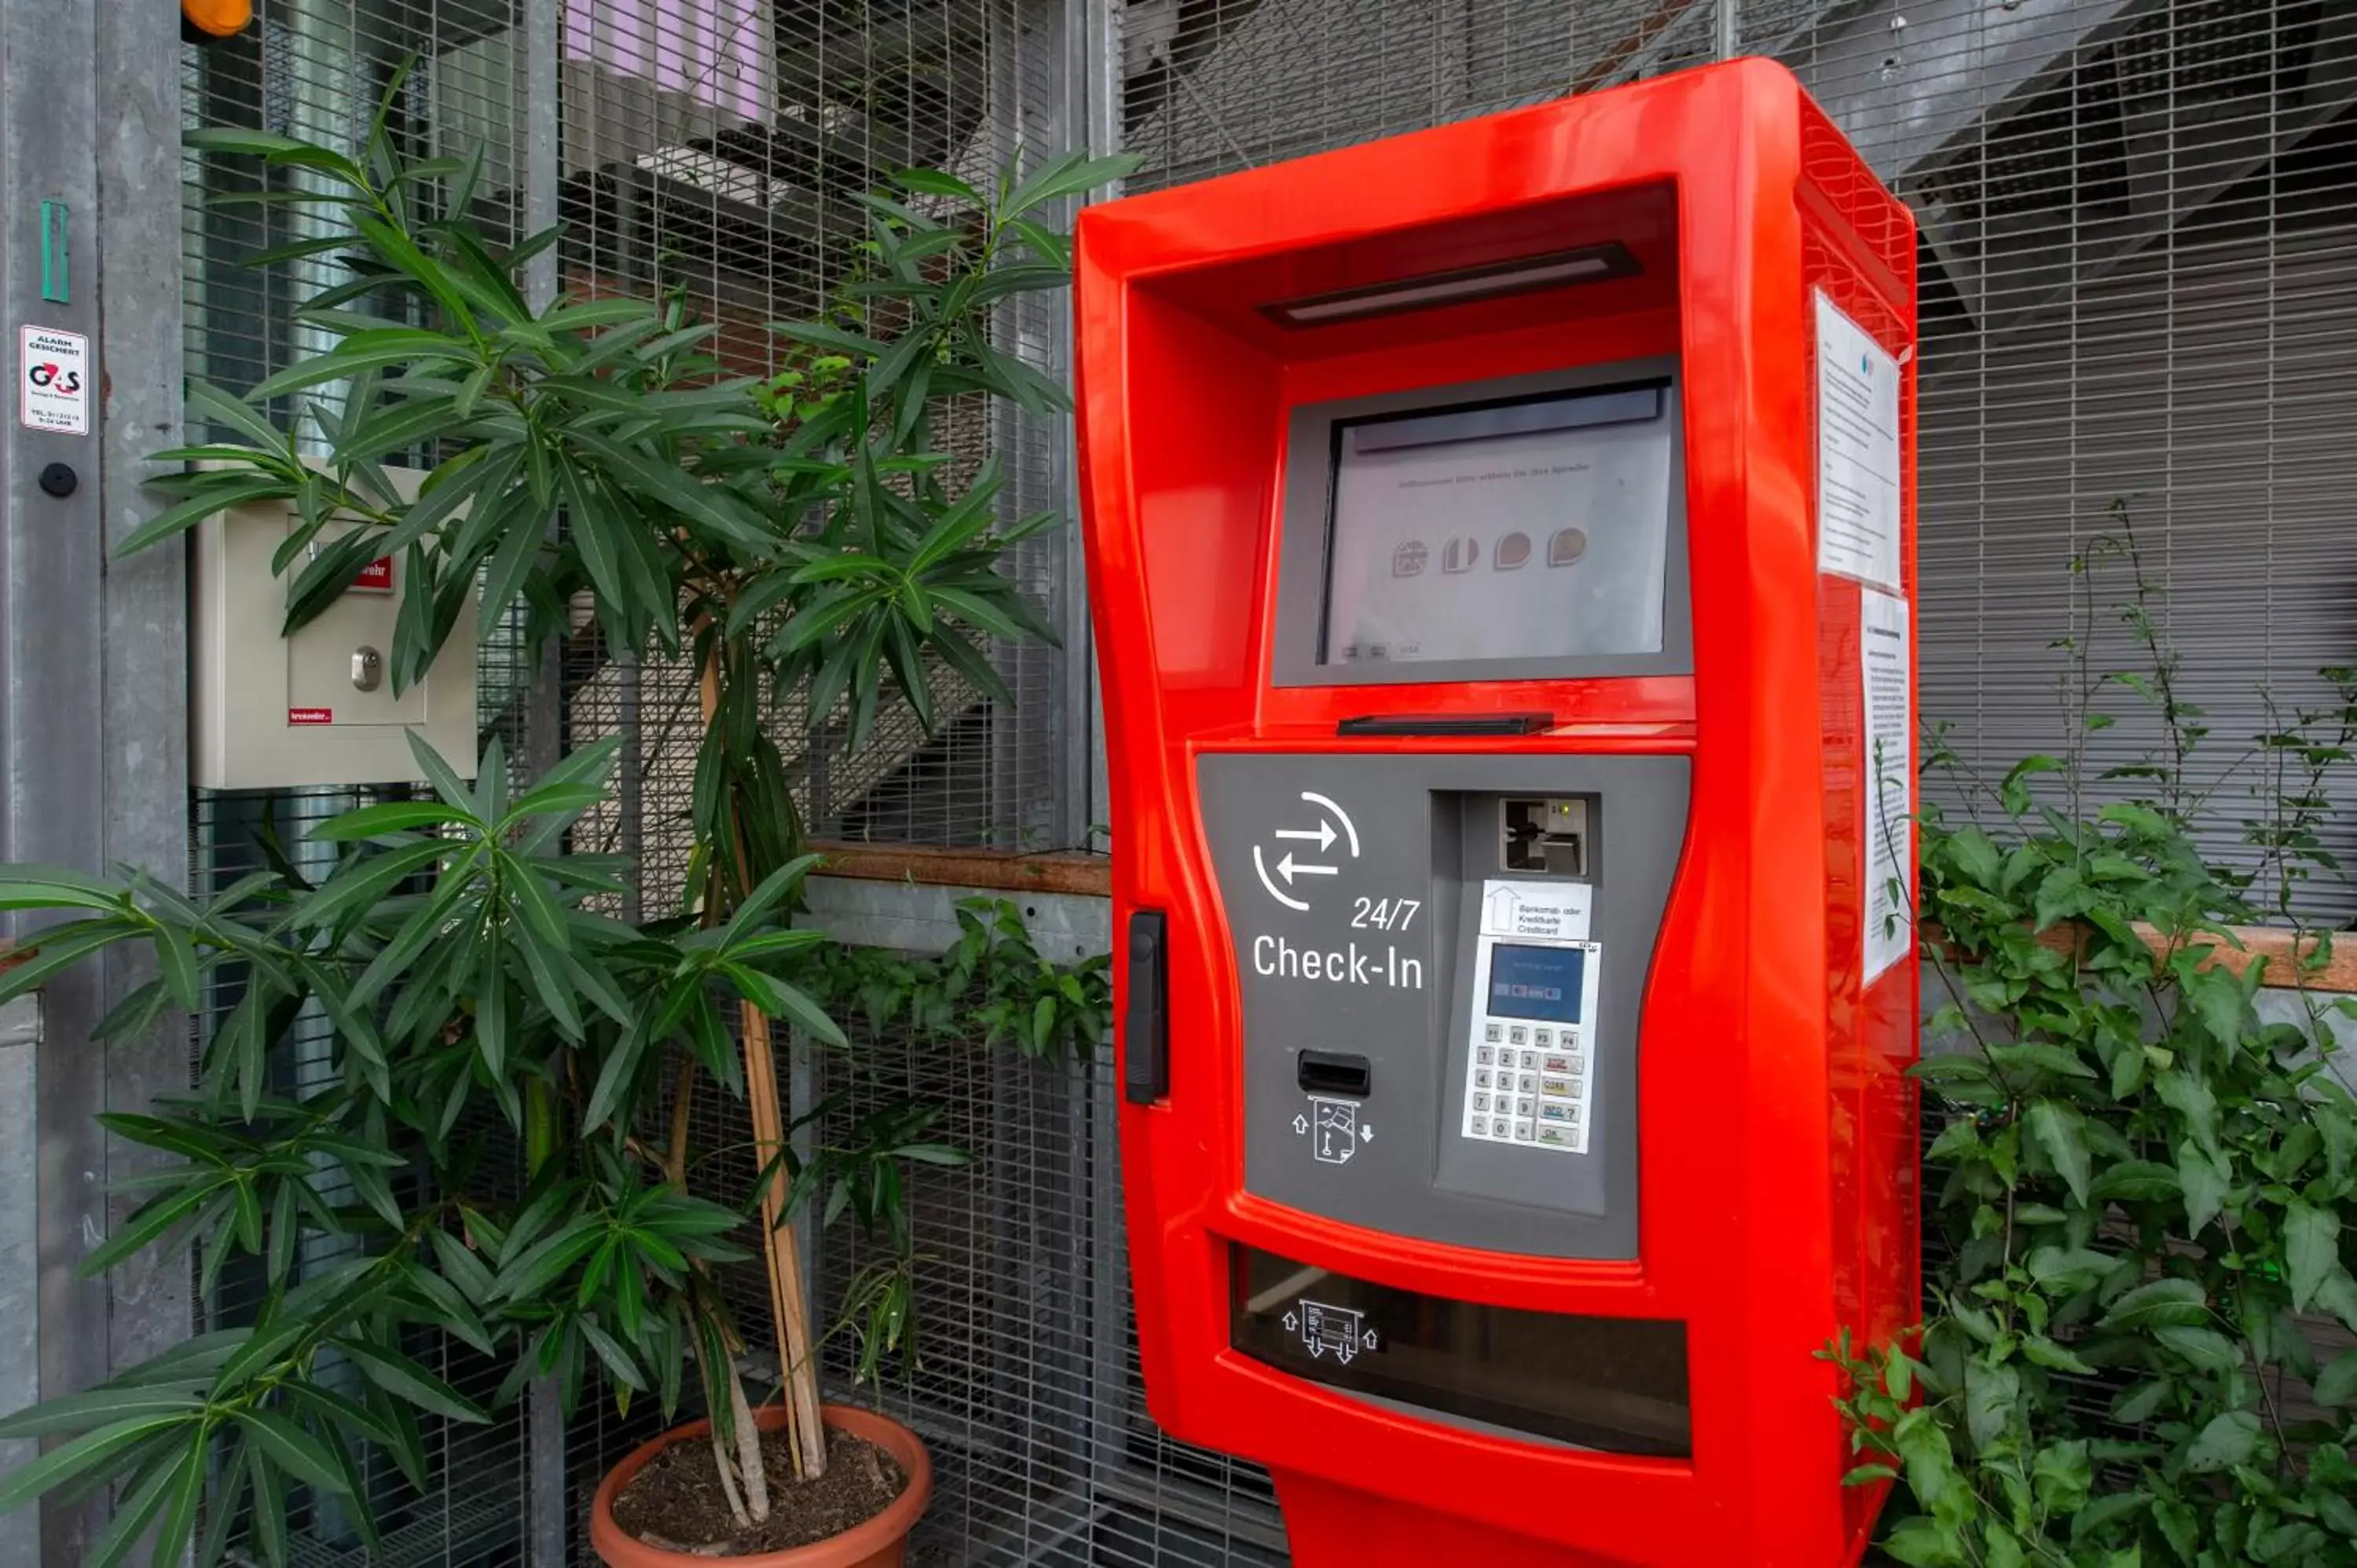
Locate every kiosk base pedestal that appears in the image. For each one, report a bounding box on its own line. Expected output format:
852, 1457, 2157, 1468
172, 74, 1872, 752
1274, 1472, 1629, 1568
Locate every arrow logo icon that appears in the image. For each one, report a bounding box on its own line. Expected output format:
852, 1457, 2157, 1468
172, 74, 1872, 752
1253, 791, 1360, 912
1276, 852, 1338, 885
1274, 820, 1337, 852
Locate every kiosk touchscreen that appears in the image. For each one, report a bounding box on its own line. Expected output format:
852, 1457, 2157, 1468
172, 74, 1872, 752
1078, 60, 1919, 1568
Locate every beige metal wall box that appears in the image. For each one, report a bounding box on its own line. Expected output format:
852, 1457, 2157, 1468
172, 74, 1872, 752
192, 467, 478, 789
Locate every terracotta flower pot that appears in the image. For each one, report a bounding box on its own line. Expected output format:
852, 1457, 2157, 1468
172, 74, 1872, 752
591, 1403, 931, 1568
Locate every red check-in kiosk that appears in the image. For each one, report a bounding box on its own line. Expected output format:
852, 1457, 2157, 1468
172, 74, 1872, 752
1076, 60, 1919, 1567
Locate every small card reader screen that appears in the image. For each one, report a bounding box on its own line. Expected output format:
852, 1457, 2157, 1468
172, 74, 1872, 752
1321, 382, 1673, 668
1486, 943, 1586, 1024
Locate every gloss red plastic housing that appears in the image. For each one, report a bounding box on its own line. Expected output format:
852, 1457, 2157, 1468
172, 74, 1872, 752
1075, 59, 1918, 1568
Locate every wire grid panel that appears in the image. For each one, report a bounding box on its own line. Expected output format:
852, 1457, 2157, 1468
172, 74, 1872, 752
1090, 0, 2357, 1555
184, 5, 541, 1563
1126, 0, 2357, 925
554, 0, 1080, 859
1772, 0, 2357, 921
188, 789, 535, 1568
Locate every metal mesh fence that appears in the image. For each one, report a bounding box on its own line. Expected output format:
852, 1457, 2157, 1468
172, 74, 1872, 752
552, 0, 1078, 860
1786, 0, 2357, 923
185, 6, 537, 1563
1123, 0, 2357, 923
1085, 0, 2357, 1557
170, 2, 2357, 1564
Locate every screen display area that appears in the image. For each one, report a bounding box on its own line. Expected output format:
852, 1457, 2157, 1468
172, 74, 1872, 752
1487, 942, 1586, 1024
1320, 383, 1673, 668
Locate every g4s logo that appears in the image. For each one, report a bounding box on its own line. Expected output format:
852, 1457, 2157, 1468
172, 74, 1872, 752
26, 363, 79, 393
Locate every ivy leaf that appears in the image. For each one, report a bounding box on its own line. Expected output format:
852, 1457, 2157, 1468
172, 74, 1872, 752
2022, 1335, 2097, 1376
2182, 965, 2249, 1048
2101, 1278, 2209, 1332
2152, 1324, 2242, 1374
2070, 1492, 2152, 1544
2031, 867, 2089, 931
2285, 1198, 2340, 1313
2110, 1378, 2173, 1425
2155, 1070, 2220, 1156
1890, 1407, 1956, 1510
2318, 1269, 2357, 1335
2313, 1349, 2357, 1407
1948, 827, 2002, 888
2183, 1410, 2260, 1473
1965, 1360, 2021, 1449
1880, 1517, 1956, 1567
1989, 1042, 2097, 1081
2027, 1100, 2091, 1205
2176, 1140, 2230, 1237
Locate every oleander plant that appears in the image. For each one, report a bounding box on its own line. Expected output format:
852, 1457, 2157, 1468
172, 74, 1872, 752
0, 61, 1130, 1566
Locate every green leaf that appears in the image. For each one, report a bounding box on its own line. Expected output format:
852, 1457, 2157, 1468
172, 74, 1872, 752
1963, 1357, 2019, 1450
82, 1440, 192, 1568
334, 1338, 490, 1425
1989, 1042, 2097, 1081
768, 320, 887, 361
236, 1408, 354, 1495
2101, 1277, 2209, 1331
2177, 1139, 2229, 1238
1889, 1409, 1957, 1519
185, 126, 314, 159
1879, 1518, 1954, 1567
2312, 1348, 2357, 1406
2152, 1324, 2242, 1374
579, 1319, 646, 1390
2021, 1334, 2097, 1376
494, 1215, 604, 1305
81, 1178, 216, 1277
119, 474, 297, 558
2071, 1492, 2152, 1544
2155, 1069, 2220, 1155
307, 800, 477, 841
2168, 962, 2244, 1046
1002, 149, 1142, 219
0, 1413, 194, 1513
2286, 1199, 2339, 1313
247, 340, 468, 401
0, 1385, 203, 1442
1948, 826, 2003, 888
894, 167, 983, 203
2184, 1410, 2260, 1473
2026, 1099, 2091, 1205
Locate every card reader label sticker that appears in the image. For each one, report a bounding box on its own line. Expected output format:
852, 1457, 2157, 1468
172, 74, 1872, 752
1479, 878, 1593, 940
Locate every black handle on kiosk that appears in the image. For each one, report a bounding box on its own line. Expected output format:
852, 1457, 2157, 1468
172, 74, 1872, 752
1125, 910, 1171, 1105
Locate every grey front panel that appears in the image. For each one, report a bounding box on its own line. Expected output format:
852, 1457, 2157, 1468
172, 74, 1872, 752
1197, 753, 1689, 1260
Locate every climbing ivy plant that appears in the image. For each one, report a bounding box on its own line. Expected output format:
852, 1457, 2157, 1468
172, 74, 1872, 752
1830, 504, 2357, 1566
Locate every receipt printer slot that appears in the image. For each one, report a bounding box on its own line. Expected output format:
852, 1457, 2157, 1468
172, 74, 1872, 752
1298, 1050, 1373, 1098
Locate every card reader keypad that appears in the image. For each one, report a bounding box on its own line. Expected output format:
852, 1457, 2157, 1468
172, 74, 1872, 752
1462, 1029, 1588, 1151
1457, 927, 1600, 1156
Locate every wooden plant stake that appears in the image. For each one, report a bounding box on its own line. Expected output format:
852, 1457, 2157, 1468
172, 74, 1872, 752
702, 656, 828, 1478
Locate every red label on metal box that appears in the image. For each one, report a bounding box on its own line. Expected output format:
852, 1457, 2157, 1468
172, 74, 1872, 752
352, 556, 394, 592
288, 707, 333, 726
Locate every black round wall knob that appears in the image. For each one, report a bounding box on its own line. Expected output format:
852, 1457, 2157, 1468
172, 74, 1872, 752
37, 463, 77, 498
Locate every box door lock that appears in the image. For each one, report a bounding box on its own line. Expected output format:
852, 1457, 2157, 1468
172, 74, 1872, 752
351, 645, 383, 693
